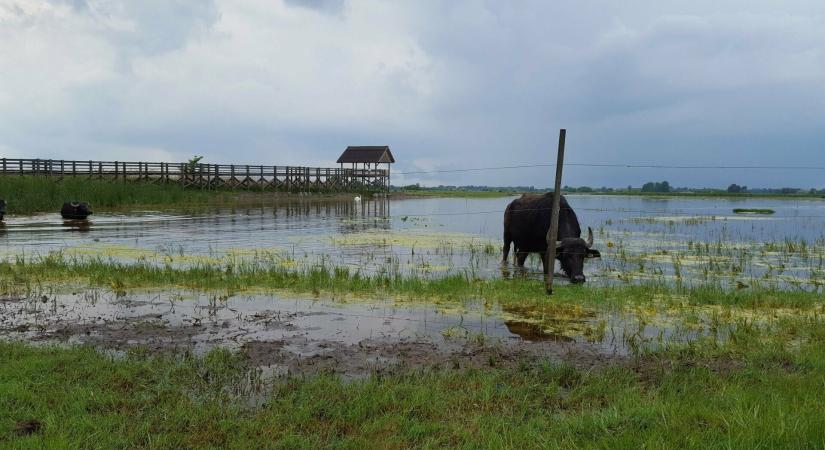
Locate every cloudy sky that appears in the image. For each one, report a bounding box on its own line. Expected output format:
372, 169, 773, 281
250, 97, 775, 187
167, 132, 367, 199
1, 0, 824, 188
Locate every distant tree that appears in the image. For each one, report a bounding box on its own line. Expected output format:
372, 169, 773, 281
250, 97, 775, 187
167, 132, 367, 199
184, 155, 204, 174
642, 181, 671, 193
727, 184, 747, 193
577, 186, 593, 193
780, 188, 800, 194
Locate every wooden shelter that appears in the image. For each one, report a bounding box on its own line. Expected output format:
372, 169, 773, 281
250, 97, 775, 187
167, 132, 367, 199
336, 146, 395, 191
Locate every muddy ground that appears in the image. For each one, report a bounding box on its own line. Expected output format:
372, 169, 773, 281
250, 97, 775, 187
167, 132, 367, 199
1, 290, 623, 378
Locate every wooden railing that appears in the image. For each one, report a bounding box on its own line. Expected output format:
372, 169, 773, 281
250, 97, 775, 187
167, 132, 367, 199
0, 158, 389, 192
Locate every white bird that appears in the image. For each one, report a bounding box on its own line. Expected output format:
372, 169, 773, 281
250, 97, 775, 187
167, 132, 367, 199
354, 195, 362, 202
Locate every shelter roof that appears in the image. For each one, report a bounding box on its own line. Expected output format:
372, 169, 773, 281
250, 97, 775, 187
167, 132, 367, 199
336, 146, 395, 164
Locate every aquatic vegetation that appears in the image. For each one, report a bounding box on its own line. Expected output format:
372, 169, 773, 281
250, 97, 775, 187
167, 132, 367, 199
328, 230, 496, 251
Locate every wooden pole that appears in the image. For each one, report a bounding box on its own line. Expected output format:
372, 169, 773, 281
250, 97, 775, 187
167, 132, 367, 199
545, 129, 566, 295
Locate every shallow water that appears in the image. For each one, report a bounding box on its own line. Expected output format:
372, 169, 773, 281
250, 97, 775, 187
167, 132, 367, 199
0, 286, 746, 364
1, 195, 824, 288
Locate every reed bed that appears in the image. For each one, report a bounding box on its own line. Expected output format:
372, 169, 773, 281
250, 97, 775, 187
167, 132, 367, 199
0, 176, 230, 214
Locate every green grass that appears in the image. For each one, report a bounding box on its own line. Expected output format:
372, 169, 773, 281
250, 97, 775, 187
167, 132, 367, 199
733, 208, 776, 215
3, 255, 825, 446
2, 311, 825, 448
0, 176, 371, 215
0, 176, 231, 214
2, 253, 823, 309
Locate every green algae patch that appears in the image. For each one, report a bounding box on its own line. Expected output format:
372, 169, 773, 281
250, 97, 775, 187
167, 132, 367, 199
630, 215, 776, 224
62, 245, 290, 266
327, 230, 497, 251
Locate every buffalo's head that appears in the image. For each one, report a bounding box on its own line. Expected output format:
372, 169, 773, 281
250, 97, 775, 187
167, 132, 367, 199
555, 227, 601, 284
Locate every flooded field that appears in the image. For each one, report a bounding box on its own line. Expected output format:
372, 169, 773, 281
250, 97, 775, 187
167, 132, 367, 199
3, 284, 786, 377
3, 194, 822, 371
2, 195, 824, 289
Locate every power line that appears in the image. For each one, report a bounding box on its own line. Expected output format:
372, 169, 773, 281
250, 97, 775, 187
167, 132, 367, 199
395, 163, 825, 175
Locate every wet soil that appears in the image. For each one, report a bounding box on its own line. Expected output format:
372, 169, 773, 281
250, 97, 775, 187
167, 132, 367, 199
1, 290, 622, 378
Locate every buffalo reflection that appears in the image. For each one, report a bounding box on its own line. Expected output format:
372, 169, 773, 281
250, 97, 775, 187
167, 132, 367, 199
62, 219, 90, 232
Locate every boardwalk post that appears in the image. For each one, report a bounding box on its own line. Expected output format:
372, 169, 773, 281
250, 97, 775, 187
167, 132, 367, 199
545, 128, 566, 295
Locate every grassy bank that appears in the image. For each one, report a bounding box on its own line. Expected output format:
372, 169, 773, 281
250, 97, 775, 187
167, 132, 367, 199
3, 308, 825, 448
0, 176, 232, 214
0, 177, 371, 215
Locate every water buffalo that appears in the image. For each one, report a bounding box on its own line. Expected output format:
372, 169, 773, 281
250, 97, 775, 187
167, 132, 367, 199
502, 193, 600, 283
61, 202, 92, 220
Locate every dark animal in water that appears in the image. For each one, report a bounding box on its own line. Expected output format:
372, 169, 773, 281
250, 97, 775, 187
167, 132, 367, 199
502, 193, 600, 283
0, 199, 5, 221
61, 202, 92, 220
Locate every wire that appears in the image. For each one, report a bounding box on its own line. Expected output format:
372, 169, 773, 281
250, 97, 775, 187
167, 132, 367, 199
395, 163, 825, 175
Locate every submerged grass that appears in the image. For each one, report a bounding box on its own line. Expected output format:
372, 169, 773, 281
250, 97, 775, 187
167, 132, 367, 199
2, 311, 825, 447
2, 253, 822, 311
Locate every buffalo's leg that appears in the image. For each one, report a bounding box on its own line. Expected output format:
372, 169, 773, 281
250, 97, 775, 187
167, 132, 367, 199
502, 236, 512, 264
515, 252, 528, 267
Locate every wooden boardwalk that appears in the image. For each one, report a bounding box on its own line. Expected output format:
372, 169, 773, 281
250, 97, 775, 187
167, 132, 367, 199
0, 158, 389, 192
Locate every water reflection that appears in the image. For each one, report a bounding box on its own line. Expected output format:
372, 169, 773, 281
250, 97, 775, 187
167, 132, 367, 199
62, 220, 90, 232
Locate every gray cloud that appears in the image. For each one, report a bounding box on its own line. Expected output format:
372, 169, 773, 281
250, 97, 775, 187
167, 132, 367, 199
1, 0, 824, 189
283, 0, 346, 16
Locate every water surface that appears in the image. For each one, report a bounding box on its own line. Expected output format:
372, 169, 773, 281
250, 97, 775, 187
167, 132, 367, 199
2, 195, 824, 288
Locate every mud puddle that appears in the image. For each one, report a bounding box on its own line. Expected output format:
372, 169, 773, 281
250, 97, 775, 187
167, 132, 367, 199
0, 289, 726, 377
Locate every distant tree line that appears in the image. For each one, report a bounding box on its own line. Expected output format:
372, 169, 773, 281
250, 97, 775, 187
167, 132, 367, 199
563, 182, 824, 195
641, 181, 671, 193
393, 182, 825, 196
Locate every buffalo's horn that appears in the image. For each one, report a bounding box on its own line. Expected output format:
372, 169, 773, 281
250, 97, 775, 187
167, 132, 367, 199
586, 227, 594, 248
